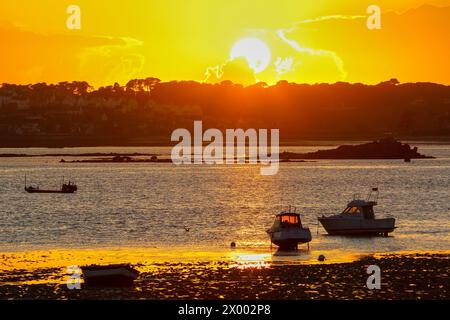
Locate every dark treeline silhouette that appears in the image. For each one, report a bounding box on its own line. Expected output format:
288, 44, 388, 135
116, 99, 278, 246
0, 78, 449, 146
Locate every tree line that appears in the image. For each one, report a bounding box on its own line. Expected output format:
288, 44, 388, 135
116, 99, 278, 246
0, 78, 449, 146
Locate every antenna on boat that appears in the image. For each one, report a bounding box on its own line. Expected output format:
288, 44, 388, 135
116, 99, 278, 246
367, 187, 379, 202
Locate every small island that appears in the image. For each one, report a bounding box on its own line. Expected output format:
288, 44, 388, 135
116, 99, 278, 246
58, 138, 433, 163
61, 155, 172, 163
280, 138, 434, 160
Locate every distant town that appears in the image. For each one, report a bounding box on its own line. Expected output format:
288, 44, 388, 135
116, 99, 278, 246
1, 78, 449, 147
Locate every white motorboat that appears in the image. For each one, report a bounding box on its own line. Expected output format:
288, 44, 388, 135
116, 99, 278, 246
267, 206, 312, 250
318, 188, 396, 236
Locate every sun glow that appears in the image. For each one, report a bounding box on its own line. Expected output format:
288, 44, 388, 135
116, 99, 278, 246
230, 38, 271, 74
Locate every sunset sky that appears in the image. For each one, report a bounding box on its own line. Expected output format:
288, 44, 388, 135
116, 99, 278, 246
1, 0, 450, 87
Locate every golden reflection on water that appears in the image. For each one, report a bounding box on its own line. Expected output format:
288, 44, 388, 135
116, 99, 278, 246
0, 247, 271, 285
1, 248, 274, 285
227, 252, 272, 269
1, 248, 273, 271
2, 247, 448, 286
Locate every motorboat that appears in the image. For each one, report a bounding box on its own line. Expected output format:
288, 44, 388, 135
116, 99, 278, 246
81, 264, 140, 287
318, 188, 396, 236
267, 206, 312, 250
24, 175, 77, 194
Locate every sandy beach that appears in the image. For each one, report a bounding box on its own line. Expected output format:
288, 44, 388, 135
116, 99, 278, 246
0, 250, 448, 300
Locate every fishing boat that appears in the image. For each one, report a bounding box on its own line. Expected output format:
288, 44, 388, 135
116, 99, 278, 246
267, 206, 312, 250
24, 176, 78, 194
318, 188, 396, 236
81, 264, 140, 287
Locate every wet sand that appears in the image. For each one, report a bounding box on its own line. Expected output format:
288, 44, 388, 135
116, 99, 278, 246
0, 251, 448, 300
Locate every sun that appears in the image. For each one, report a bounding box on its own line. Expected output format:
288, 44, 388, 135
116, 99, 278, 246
230, 38, 271, 74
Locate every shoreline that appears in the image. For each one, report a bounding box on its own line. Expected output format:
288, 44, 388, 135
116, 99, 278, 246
1, 137, 450, 150
0, 139, 447, 159
0, 250, 448, 299
0, 141, 444, 159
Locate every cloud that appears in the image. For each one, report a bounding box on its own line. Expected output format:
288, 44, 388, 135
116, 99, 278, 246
0, 21, 145, 86
274, 28, 347, 82
278, 5, 450, 84
204, 15, 354, 85
204, 29, 347, 85
293, 14, 366, 25
274, 57, 294, 76
205, 57, 256, 85
204, 5, 450, 85
79, 37, 145, 85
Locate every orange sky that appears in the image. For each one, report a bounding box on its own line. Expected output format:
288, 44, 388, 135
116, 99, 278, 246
1, 0, 450, 86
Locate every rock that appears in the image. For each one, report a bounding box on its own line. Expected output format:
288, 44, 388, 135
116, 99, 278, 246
280, 137, 434, 160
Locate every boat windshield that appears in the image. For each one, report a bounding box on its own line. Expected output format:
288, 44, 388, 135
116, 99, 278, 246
343, 206, 361, 214
279, 215, 299, 224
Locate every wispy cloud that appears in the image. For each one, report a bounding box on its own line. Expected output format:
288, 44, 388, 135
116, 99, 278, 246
204, 14, 359, 85
204, 57, 256, 85
0, 21, 145, 86
276, 28, 347, 80
293, 14, 366, 26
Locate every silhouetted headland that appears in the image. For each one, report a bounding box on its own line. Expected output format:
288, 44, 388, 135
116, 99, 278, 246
280, 138, 434, 160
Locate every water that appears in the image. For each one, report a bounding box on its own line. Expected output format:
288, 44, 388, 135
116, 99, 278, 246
0, 144, 449, 262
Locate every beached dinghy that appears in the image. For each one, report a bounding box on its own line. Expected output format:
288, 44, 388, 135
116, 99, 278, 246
267, 206, 312, 250
81, 264, 140, 287
318, 188, 396, 236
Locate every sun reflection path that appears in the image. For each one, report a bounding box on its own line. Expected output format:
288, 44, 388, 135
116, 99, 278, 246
2, 246, 435, 287
227, 252, 272, 269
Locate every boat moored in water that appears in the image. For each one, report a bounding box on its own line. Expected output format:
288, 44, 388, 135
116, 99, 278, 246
24, 176, 77, 194
318, 188, 396, 236
267, 206, 312, 250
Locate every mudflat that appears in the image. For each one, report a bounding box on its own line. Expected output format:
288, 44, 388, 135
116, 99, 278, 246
0, 252, 448, 300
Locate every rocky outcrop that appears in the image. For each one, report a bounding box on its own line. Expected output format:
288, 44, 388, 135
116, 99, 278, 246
280, 138, 434, 160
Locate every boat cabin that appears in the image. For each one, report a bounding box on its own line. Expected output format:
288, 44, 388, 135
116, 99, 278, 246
341, 199, 377, 219
61, 181, 77, 193
274, 212, 304, 228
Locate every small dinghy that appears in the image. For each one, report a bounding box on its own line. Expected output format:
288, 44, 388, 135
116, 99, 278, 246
81, 264, 140, 287
318, 188, 396, 236
267, 206, 312, 250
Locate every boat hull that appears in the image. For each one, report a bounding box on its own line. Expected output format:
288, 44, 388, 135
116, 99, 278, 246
318, 217, 396, 236
268, 228, 312, 250
81, 265, 139, 287
25, 189, 75, 194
